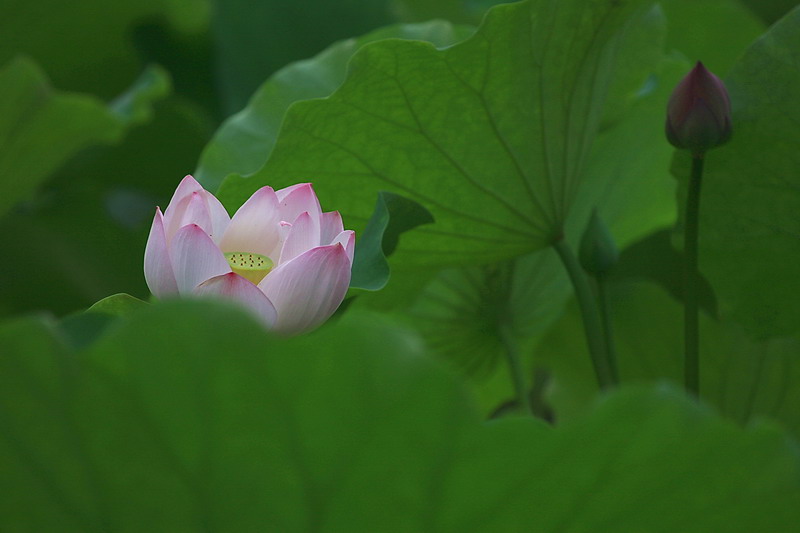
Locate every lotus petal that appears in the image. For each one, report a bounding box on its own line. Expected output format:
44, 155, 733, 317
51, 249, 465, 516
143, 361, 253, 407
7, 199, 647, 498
279, 211, 321, 264
320, 211, 344, 245
170, 224, 231, 295
195, 272, 278, 327
259, 244, 351, 334
143, 207, 178, 298
219, 186, 280, 257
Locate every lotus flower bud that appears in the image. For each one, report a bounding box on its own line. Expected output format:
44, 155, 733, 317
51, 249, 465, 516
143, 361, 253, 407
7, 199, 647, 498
579, 210, 618, 276
665, 61, 732, 156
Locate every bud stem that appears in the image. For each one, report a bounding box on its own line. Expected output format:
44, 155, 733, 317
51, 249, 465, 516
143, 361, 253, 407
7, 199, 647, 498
684, 156, 704, 397
553, 238, 616, 389
595, 274, 619, 384
498, 323, 532, 416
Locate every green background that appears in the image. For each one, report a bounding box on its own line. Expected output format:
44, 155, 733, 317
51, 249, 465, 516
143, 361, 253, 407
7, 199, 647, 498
2, 0, 800, 529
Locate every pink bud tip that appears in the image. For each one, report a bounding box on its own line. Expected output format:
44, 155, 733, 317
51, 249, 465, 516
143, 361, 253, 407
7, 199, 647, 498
666, 61, 732, 156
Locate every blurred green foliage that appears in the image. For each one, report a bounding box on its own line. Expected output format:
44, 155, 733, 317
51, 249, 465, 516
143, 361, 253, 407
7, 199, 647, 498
2, 300, 799, 530
0, 59, 167, 218
212, 0, 394, 114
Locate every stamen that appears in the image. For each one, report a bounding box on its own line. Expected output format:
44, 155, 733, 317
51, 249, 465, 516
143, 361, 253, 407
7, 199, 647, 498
224, 252, 274, 285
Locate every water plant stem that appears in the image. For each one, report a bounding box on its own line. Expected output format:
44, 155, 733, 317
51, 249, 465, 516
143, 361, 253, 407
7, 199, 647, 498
684, 156, 704, 397
595, 274, 619, 383
553, 239, 616, 389
499, 324, 532, 415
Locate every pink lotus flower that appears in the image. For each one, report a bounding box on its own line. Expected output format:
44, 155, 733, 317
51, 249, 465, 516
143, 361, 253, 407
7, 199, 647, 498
144, 175, 354, 334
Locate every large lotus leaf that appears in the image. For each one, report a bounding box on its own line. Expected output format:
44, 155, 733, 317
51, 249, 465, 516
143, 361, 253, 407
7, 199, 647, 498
380, 25, 676, 413
217, 0, 660, 267
536, 280, 800, 439
196, 20, 475, 192
1, 300, 799, 530
566, 54, 684, 249
405, 249, 570, 416
445, 386, 800, 532
0, 58, 170, 218
400, 53, 684, 408
0, 316, 97, 531
672, 5, 800, 338
409, 250, 567, 375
